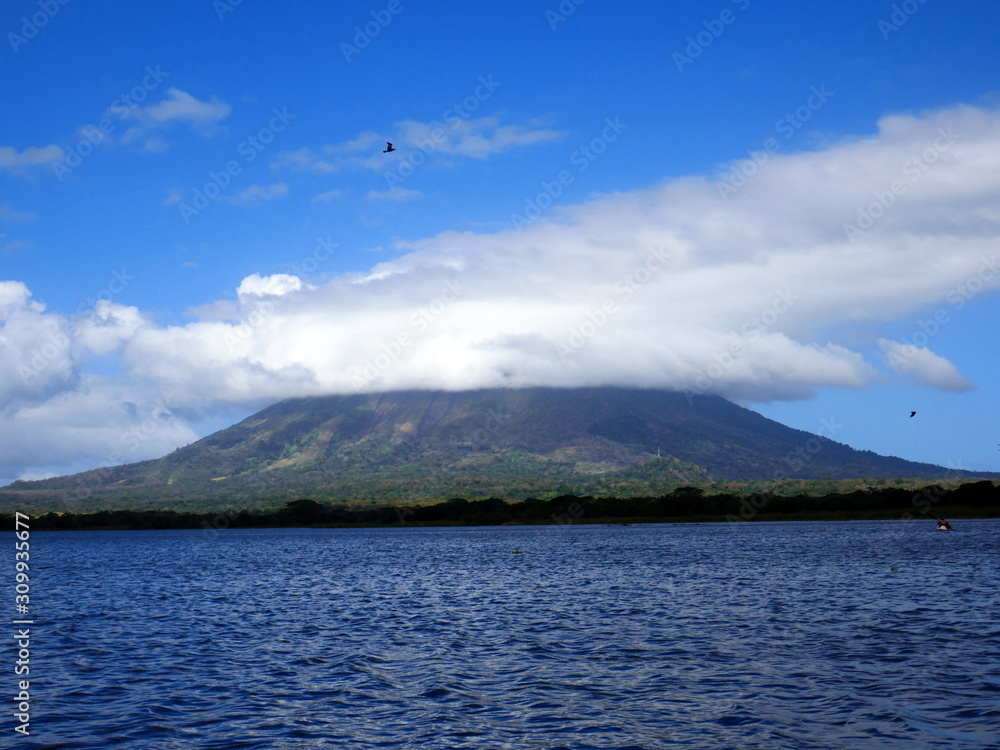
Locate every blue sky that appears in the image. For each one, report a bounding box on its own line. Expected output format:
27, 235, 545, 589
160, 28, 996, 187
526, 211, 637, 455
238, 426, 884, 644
2, 0, 999, 484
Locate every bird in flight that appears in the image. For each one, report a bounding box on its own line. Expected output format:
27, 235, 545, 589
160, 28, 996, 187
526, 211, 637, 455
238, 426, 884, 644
383, 142, 396, 153
910, 411, 917, 418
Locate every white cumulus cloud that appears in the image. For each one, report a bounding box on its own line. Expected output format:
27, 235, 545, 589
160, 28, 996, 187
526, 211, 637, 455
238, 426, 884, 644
3, 102, 1000, 483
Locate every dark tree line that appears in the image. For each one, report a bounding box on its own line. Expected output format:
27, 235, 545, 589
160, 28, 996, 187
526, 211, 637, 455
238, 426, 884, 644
4, 480, 996, 531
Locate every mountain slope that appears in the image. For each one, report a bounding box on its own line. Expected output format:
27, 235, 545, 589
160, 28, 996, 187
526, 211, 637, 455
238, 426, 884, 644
3, 387, 991, 512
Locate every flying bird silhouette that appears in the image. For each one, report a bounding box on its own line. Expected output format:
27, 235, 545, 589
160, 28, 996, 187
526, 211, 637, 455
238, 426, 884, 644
910, 411, 917, 418
383, 142, 395, 153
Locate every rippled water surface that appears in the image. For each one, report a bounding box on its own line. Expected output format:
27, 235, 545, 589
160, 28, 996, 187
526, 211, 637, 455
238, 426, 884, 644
27, 520, 1000, 749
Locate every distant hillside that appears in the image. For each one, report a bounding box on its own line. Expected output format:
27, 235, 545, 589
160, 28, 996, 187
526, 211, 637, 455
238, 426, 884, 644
2, 387, 993, 513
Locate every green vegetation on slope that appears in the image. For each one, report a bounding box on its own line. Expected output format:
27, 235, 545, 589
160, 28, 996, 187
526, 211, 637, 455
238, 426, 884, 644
3, 388, 995, 516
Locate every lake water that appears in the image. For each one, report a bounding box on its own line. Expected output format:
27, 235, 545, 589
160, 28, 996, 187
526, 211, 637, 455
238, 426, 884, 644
23, 520, 1000, 749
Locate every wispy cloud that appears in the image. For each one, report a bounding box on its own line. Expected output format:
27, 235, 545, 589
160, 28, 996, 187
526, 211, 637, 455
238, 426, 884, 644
219, 182, 289, 207
366, 187, 422, 201
141, 88, 231, 127
273, 146, 342, 174
0, 144, 65, 173
878, 339, 976, 392
120, 88, 232, 148
0, 204, 37, 222
311, 189, 343, 204
395, 116, 565, 158
163, 188, 184, 206
274, 116, 565, 174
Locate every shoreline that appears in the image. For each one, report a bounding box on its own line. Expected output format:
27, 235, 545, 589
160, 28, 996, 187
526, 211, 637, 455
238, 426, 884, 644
8, 480, 997, 532
16, 507, 997, 532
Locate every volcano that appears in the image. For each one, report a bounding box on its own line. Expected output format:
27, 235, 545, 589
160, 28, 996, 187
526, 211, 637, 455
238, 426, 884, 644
3, 387, 991, 513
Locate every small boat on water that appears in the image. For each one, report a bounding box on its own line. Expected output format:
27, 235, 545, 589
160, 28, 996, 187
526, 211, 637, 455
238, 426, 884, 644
937, 524, 952, 531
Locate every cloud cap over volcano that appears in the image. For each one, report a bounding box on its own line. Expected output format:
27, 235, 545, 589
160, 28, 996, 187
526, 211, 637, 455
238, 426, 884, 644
2, 103, 999, 481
